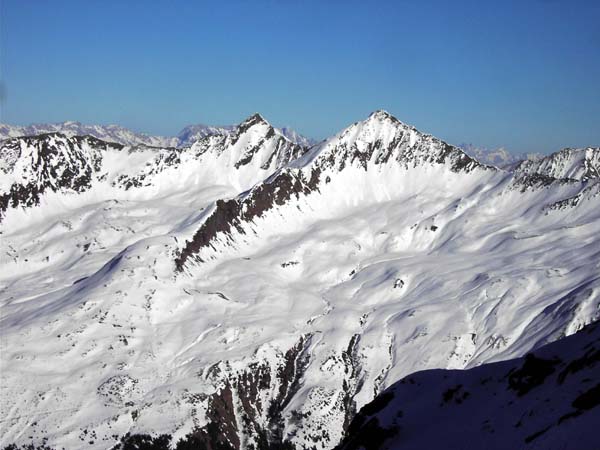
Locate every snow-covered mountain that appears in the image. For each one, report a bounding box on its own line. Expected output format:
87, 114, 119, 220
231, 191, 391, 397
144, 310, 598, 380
175, 124, 236, 147
514, 146, 600, 181
278, 126, 317, 147
0, 120, 314, 149
1, 111, 599, 450
338, 320, 600, 450
0, 114, 306, 220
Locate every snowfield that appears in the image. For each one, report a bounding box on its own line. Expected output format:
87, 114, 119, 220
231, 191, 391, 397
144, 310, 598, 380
1, 111, 599, 449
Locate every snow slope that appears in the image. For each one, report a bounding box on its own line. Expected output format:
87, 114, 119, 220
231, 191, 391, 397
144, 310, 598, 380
338, 319, 600, 450
1, 111, 599, 450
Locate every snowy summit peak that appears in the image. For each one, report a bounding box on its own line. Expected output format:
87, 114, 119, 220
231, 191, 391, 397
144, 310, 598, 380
364, 109, 408, 127
240, 112, 269, 128
367, 109, 395, 121
290, 109, 481, 174
357, 110, 411, 132
228, 113, 276, 143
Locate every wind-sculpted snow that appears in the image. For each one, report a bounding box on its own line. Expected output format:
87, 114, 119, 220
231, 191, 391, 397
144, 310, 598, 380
338, 320, 600, 450
1, 111, 599, 450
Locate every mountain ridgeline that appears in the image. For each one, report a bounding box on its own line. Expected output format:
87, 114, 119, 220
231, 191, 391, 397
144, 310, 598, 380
0, 114, 306, 221
1, 111, 599, 450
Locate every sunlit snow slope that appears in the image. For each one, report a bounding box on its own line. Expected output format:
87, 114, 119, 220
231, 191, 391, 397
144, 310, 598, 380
1, 111, 599, 450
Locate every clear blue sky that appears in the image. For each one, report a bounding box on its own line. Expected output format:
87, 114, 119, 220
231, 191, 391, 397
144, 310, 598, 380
1, 0, 599, 153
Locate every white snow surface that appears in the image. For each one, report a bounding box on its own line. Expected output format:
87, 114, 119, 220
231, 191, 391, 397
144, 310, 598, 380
1, 111, 599, 449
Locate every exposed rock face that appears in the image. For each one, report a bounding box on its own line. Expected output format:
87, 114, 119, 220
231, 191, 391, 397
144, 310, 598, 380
337, 320, 600, 450
0, 134, 120, 217
175, 168, 321, 269
184, 335, 313, 450
111, 335, 315, 450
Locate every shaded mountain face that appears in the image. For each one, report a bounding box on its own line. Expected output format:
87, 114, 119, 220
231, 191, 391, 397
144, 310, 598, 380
1, 111, 599, 450
338, 320, 600, 450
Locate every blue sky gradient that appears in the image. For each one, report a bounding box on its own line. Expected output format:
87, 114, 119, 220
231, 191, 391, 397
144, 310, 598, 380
1, 0, 599, 153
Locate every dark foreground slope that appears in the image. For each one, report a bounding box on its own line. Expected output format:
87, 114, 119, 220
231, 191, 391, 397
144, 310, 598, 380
7, 322, 598, 450
337, 320, 600, 450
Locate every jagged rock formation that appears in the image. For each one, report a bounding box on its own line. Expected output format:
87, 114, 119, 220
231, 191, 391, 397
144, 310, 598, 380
514, 147, 600, 181
1, 111, 599, 450
0, 134, 121, 217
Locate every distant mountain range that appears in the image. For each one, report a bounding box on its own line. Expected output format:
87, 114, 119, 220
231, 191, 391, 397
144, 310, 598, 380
0, 120, 316, 149
458, 143, 543, 168
1, 121, 550, 167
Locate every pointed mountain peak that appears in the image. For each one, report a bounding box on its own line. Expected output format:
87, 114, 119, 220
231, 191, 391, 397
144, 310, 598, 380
239, 112, 269, 128
368, 109, 393, 120
292, 110, 484, 174
349, 110, 410, 133
229, 113, 276, 147
365, 110, 406, 127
